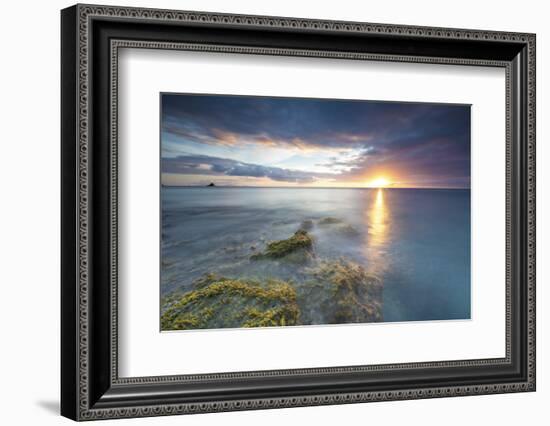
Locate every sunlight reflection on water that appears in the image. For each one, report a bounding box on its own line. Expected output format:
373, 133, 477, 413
364, 188, 390, 276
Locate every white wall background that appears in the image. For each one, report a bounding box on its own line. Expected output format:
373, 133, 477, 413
0, 0, 546, 424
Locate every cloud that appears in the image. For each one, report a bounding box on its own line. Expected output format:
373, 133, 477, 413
162, 154, 321, 184
161, 94, 471, 187
161, 95, 382, 151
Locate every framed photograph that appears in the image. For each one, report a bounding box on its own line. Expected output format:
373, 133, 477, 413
61, 4, 536, 421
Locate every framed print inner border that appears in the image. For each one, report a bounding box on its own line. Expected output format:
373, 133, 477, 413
61, 3, 536, 421
110, 39, 512, 385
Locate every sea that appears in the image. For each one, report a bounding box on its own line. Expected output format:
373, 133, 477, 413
161, 186, 471, 323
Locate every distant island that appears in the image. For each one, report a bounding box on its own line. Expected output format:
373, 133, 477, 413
207, 182, 216, 187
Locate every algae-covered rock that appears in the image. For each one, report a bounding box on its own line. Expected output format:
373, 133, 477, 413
318, 217, 344, 225
161, 274, 299, 330
334, 223, 360, 237
299, 259, 382, 324
317, 217, 359, 237
251, 229, 313, 262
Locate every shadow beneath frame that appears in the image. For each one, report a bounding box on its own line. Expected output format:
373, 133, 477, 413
36, 400, 59, 416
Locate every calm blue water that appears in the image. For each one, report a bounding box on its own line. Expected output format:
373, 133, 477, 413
161, 187, 470, 322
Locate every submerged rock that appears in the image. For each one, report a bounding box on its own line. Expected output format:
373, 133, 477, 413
318, 217, 359, 237
161, 274, 299, 330
318, 217, 344, 225
333, 223, 360, 237
299, 259, 382, 324
250, 229, 314, 263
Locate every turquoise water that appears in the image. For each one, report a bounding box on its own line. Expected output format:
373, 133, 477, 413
161, 187, 470, 322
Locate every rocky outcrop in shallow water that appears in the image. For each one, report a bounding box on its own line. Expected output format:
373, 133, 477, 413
161, 274, 299, 330
318, 217, 344, 225
250, 229, 314, 263
161, 223, 382, 330
300, 259, 382, 324
318, 217, 360, 237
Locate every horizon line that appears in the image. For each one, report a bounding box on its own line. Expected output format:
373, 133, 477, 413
162, 184, 470, 190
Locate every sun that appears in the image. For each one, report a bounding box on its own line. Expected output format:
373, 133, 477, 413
367, 177, 391, 188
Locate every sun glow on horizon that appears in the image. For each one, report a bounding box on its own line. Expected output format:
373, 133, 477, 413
366, 177, 392, 188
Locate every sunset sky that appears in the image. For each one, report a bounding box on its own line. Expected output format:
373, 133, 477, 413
161, 94, 470, 188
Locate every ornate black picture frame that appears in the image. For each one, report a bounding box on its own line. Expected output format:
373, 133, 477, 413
61, 4, 536, 421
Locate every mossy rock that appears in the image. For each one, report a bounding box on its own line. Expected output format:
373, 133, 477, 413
317, 217, 359, 237
251, 229, 313, 262
318, 217, 344, 225
333, 223, 360, 237
299, 259, 382, 324
161, 274, 299, 330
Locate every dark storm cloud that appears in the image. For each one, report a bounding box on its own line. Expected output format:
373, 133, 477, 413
162, 154, 319, 184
